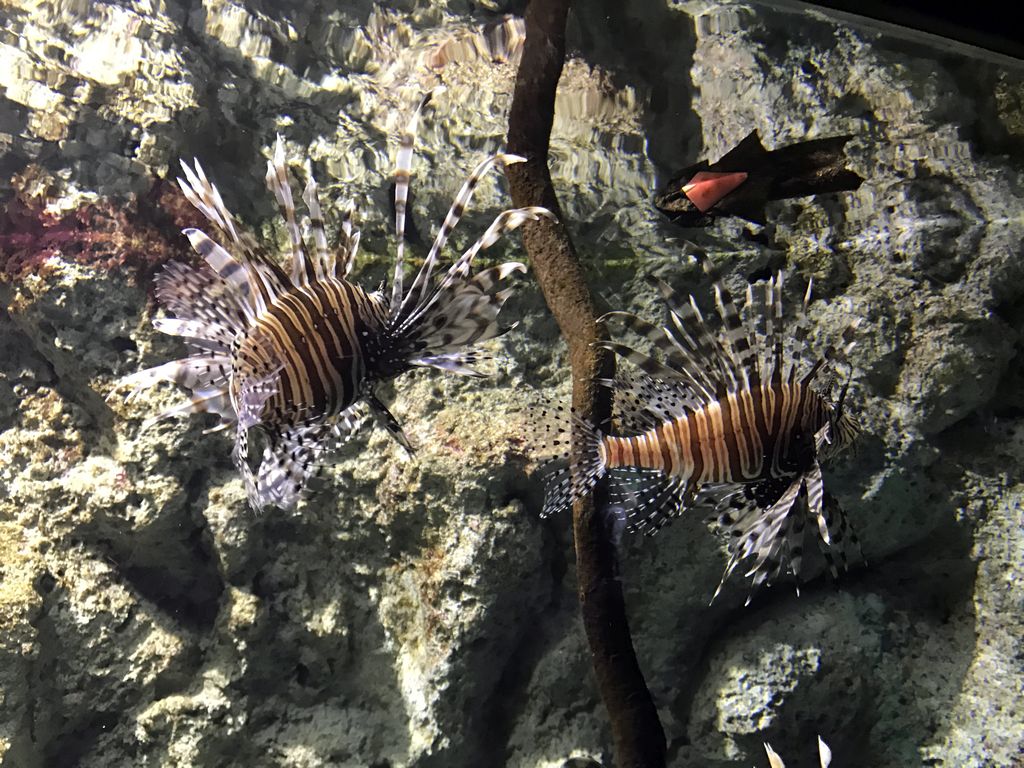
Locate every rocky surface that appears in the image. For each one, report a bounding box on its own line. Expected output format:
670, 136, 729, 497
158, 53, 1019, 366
1, 1, 1023, 767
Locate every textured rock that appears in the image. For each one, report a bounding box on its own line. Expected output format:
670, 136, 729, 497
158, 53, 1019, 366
1, 0, 1023, 767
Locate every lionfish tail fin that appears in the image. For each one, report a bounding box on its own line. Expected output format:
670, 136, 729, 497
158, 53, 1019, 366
529, 395, 607, 519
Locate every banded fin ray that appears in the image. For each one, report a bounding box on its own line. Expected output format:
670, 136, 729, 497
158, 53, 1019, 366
335, 201, 359, 278
389, 206, 546, 371
606, 468, 689, 535
120, 356, 231, 397
264, 135, 313, 287
140, 387, 234, 432
651, 275, 740, 393
399, 152, 527, 317
177, 161, 291, 311
390, 91, 433, 313
301, 160, 333, 280
154, 260, 251, 336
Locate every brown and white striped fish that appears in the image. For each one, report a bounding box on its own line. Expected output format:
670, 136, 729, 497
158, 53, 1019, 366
538, 249, 862, 601
119, 96, 552, 511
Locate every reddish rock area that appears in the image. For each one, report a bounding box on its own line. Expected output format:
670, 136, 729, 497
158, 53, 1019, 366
0, 176, 205, 287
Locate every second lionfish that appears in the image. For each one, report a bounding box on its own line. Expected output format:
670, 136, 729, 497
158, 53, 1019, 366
540, 251, 862, 600
120, 98, 550, 511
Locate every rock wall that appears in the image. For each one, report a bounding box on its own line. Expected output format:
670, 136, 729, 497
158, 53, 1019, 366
1, 1, 1022, 766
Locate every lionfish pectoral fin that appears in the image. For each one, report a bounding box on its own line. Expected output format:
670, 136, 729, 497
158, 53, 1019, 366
328, 401, 373, 445
410, 351, 491, 377
710, 475, 802, 604
804, 461, 829, 545
253, 427, 326, 513
231, 420, 261, 511
115, 356, 230, 403
817, 491, 863, 582
365, 394, 414, 455
137, 388, 234, 432
237, 367, 282, 431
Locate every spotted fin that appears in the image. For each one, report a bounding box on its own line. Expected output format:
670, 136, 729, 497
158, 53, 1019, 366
530, 396, 608, 519
598, 370, 699, 432
249, 402, 373, 512
605, 468, 690, 535
711, 464, 862, 603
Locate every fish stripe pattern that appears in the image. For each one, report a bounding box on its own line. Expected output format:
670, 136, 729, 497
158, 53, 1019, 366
119, 96, 553, 511
536, 244, 862, 601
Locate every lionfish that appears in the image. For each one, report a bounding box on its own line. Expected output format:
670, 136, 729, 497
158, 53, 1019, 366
539, 251, 862, 600
120, 98, 550, 511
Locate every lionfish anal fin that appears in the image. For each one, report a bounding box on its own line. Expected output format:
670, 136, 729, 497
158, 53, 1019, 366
681, 171, 749, 213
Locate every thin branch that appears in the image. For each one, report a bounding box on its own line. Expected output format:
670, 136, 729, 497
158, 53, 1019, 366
504, 2, 667, 766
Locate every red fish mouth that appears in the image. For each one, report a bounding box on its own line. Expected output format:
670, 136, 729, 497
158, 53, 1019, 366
681, 170, 749, 212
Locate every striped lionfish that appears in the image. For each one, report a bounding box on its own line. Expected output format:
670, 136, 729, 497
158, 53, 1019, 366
120, 99, 550, 511
540, 252, 862, 600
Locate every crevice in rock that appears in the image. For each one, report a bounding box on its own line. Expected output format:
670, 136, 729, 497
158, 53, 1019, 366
81, 476, 225, 633
468, 523, 568, 766
6, 569, 126, 768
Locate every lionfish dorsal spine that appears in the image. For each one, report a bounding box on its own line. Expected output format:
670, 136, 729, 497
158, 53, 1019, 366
177, 157, 239, 243
698, 250, 759, 385
301, 159, 333, 280
389, 91, 433, 313
336, 201, 359, 278
398, 152, 526, 317
265, 135, 317, 288
392, 205, 547, 343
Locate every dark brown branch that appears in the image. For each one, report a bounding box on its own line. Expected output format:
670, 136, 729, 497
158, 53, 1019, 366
504, 2, 667, 766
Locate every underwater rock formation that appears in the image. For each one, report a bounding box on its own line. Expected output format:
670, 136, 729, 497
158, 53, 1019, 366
1, 0, 1023, 766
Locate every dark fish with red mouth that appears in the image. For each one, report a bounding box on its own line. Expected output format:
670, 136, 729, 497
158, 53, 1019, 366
653, 130, 863, 227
